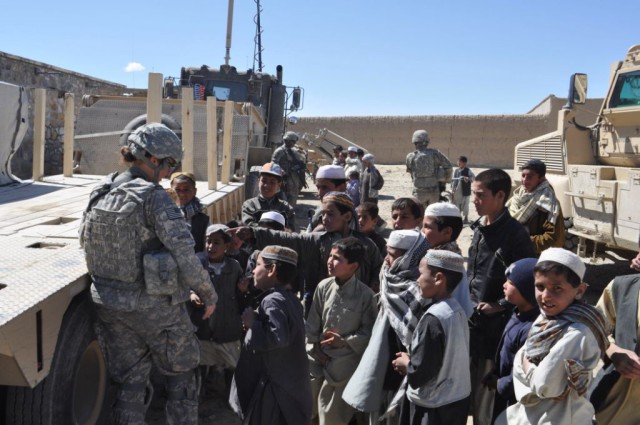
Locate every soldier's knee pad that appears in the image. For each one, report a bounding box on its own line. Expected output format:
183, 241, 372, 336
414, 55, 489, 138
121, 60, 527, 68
165, 371, 198, 401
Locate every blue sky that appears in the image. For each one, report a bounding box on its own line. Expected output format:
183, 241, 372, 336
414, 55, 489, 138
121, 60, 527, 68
2, 1, 638, 117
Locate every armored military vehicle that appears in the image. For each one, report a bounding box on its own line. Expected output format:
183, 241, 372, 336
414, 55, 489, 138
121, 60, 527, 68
514, 44, 640, 255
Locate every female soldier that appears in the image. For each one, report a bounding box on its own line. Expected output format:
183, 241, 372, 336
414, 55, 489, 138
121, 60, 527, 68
80, 123, 217, 425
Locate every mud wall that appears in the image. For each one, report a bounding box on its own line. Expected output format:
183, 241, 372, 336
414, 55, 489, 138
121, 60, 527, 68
0, 51, 132, 178
293, 114, 550, 168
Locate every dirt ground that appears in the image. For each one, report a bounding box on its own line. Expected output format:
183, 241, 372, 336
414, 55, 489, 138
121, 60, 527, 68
147, 164, 636, 424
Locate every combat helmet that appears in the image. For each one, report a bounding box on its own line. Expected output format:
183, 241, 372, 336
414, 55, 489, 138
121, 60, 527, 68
283, 131, 299, 143
128, 123, 183, 180
412, 130, 430, 146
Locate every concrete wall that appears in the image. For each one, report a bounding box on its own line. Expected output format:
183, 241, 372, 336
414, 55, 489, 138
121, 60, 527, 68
0, 51, 130, 178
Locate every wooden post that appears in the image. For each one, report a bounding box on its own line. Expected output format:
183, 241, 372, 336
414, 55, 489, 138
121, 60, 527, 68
221, 100, 234, 184
62, 93, 74, 177
32, 88, 46, 181
181, 88, 194, 173
206, 97, 218, 190
146, 73, 163, 124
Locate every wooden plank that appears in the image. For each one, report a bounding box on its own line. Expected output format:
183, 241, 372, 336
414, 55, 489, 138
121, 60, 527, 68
32, 89, 46, 181
63, 94, 75, 177
221, 101, 233, 184
181, 88, 194, 173
207, 97, 218, 190
146, 73, 163, 124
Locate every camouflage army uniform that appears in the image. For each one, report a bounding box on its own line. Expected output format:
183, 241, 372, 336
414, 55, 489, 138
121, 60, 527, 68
80, 166, 217, 425
406, 147, 452, 206
272, 144, 306, 206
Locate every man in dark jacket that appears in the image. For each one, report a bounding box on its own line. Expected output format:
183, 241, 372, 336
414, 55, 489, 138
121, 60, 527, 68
467, 168, 536, 425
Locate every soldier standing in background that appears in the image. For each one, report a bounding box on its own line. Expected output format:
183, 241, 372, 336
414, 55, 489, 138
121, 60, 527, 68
272, 131, 307, 206
405, 129, 453, 207
79, 123, 217, 425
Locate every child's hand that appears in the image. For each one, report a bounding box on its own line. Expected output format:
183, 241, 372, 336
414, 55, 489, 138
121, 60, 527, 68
237, 277, 249, 293
202, 304, 215, 320
320, 330, 347, 349
241, 307, 255, 330
190, 293, 203, 307
392, 352, 409, 376
481, 373, 498, 390
476, 301, 505, 316
314, 343, 331, 366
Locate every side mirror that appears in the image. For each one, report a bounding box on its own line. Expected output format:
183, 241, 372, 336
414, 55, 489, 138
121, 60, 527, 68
289, 116, 299, 125
290, 87, 302, 111
565, 73, 588, 108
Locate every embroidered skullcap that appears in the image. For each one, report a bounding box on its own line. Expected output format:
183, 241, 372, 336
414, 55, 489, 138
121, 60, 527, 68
505, 258, 538, 305
322, 191, 354, 211
412, 130, 430, 144
362, 153, 374, 162
170, 171, 196, 184
388, 229, 420, 251
260, 162, 283, 178
316, 165, 346, 180
538, 247, 585, 280
206, 224, 230, 238
425, 250, 465, 274
259, 211, 286, 227
347, 146, 358, 153
261, 245, 298, 266
425, 202, 461, 218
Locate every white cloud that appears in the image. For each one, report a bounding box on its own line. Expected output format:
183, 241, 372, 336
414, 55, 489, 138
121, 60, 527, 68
124, 62, 145, 72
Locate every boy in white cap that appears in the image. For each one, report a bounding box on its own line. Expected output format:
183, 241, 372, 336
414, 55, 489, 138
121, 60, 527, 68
242, 162, 297, 232
343, 229, 429, 421
308, 164, 348, 232
392, 250, 471, 425
422, 202, 473, 317
360, 153, 384, 205
344, 146, 362, 180
496, 248, 609, 425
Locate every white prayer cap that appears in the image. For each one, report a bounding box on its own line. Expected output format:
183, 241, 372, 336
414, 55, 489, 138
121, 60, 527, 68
425, 250, 465, 274
362, 153, 374, 162
425, 202, 461, 218
316, 165, 346, 180
347, 146, 358, 153
259, 211, 286, 227
388, 229, 420, 250
538, 247, 586, 280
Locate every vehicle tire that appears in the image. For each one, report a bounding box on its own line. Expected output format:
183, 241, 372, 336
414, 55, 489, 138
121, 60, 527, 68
4, 296, 110, 425
245, 166, 261, 200
564, 232, 579, 253
118, 113, 182, 147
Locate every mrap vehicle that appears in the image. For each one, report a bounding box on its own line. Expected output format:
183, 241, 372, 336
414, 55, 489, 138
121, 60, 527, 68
514, 44, 640, 257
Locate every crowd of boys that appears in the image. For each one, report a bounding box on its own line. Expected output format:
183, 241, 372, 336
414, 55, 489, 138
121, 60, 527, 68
133, 128, 638, 424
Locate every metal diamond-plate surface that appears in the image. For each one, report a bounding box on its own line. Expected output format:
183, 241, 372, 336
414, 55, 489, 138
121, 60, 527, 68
0, 235, 88, 327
